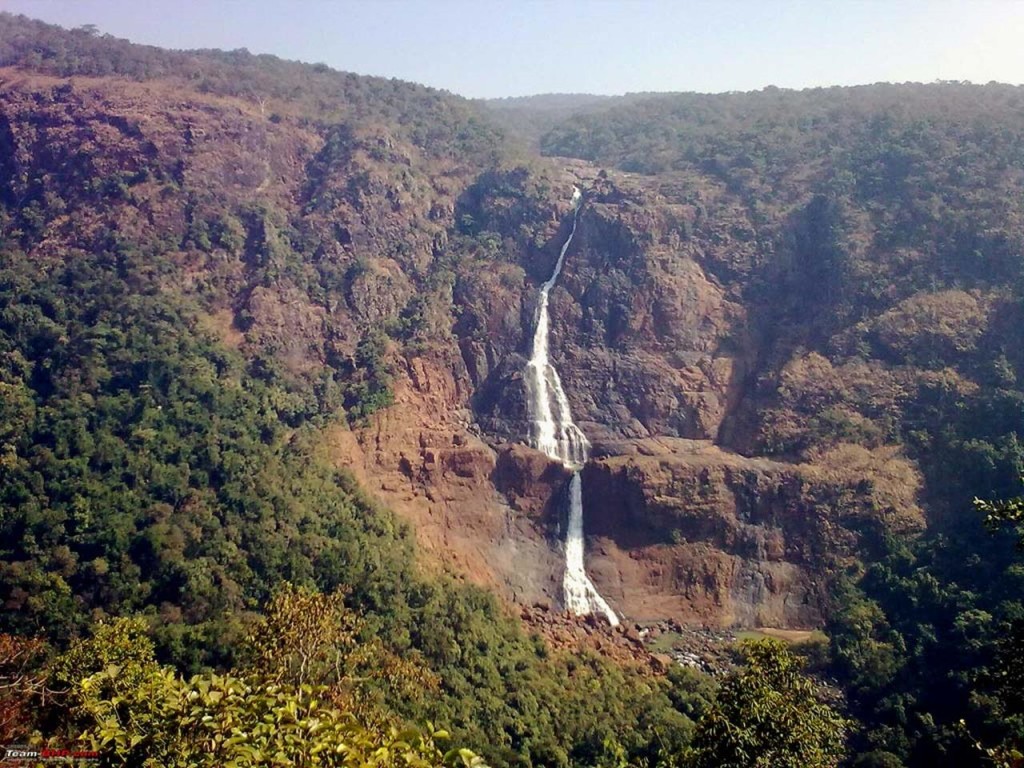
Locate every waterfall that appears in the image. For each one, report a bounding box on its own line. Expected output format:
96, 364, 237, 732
523, 187, 619, 626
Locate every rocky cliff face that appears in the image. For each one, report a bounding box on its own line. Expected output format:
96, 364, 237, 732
466, 166, 755, 447
0, 63, 926, 632
332, 162, 925, 629
581, 438, 922, 626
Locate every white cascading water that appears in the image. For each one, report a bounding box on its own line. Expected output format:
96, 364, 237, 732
524, 187, 619, 626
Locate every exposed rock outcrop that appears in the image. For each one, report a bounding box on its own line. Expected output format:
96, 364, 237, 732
469, 166, 753, 448
581, 438, 922, 627
326, 350, 572, 607
332, 165, 925, 631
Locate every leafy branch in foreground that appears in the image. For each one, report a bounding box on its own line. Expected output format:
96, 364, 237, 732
79, 667, 483, 768
57, 614, 486, 768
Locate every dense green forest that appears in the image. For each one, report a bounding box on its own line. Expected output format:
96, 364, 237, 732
1, 12, 1023, 767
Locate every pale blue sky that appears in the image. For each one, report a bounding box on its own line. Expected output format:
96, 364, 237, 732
2, 0, 1022, 98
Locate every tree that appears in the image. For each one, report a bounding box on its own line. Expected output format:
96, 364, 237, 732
55, 614, 485, 767
77, 666, 484, 768
50, 617, 158, 701
685, 639, 848, 768
972, 483, 1024, 765
244, 583, 439, 724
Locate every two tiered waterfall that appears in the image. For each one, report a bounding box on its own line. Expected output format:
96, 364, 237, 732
523, 187, 618, 626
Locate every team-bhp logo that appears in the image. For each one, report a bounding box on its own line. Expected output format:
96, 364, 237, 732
0, 746, 99, 763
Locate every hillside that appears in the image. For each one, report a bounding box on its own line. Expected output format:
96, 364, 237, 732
0, 13, 1022, 767
517, 83, 1024, 765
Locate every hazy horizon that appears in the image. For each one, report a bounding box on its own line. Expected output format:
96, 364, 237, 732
3, 0, 1023, 99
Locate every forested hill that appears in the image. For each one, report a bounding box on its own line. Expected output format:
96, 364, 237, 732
0, 12, 1023, 768
0, 14, 504, 163
481, 92, 643, 148
537, 83, 1024, 175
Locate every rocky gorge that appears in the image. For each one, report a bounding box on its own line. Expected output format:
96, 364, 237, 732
329, 163, 925, 632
